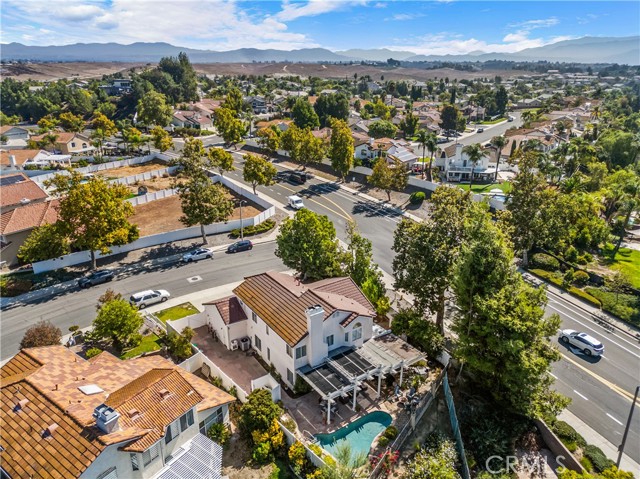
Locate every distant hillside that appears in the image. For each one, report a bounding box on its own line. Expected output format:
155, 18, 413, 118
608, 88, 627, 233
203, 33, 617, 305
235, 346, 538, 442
2, 36, 638, 64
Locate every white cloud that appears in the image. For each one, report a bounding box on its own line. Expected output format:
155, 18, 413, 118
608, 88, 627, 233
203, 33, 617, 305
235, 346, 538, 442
275, 0, 367, 22
2, 0, 320, 50
386, 12, 425, 21
509, 17, 559, 30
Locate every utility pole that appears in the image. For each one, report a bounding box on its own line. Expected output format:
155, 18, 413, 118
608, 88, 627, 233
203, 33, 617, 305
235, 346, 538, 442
617, 385, 640, 468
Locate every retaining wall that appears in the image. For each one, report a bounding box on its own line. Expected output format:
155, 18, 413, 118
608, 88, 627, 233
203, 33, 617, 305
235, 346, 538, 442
534, 419, 584, 473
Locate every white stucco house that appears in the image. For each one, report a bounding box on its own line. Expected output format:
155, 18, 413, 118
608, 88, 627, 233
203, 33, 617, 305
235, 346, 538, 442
437, 143, 495, 183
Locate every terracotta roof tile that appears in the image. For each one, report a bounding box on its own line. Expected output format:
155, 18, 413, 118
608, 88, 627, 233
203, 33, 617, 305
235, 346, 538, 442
0, 199, 60, 235
0, 350, 42, 379
203, 295, 247, 325
0, 173, 49, 210
0, 149, 42, 166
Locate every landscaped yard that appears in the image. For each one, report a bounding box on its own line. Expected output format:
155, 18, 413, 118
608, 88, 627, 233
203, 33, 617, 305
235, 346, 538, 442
601, 244, 640, 289
120, 333, 162, 359
479, 118, 507, 125
585, 287, 640, 326
458, 181, 511, 194
156, 302, 200, 323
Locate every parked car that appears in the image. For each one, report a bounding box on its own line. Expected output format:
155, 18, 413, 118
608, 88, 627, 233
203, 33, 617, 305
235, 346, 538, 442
182, 248, 214, 263
507, 116, 515, 122
227, 240, 253, 253
287, 171, 309, 184
288, 195, 305, 210
436, 137, 449, 144
129, 290, 170, 309
77, 270, 115, 288
559, 329, 604, 356
476, 128, 484, 133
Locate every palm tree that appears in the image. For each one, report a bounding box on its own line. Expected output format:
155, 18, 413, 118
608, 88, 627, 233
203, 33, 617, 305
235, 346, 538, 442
462, 143, 484, 191
613, 179, 640, 256
425, 133, 438, 182
320, 443, 367, 479
416, 129, 437, 181
490, 135, 507, 183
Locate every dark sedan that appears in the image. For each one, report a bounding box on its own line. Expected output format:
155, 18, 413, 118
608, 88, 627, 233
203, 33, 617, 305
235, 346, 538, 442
78, 270, 115, 288
227, 240, 253, 253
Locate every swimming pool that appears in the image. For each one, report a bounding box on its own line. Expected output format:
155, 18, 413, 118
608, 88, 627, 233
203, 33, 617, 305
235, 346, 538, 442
315, 411, 392, 458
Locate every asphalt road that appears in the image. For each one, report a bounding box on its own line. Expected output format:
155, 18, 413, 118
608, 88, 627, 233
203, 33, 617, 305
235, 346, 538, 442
0, 243, 285, 361
547, 291, 640, 464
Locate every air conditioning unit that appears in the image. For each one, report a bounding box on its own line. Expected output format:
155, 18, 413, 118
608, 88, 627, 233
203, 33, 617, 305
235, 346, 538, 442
230, 339, 239, 351
239, 337, 251, 352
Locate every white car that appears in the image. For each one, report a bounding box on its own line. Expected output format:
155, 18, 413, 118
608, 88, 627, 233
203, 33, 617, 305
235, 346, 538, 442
559, 329, 604, 356
129, 290, 170, 309
182, 248, 214, 263
288, 195, 305, 210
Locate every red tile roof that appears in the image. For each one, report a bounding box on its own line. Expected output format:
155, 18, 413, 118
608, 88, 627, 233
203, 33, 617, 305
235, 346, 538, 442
0, 173, 49, 209
0, 149, 42, 166
204, 295, 247, 325
0, 199, 60, 235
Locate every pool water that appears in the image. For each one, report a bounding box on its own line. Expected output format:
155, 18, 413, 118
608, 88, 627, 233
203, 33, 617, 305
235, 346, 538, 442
315, 411, 392, 458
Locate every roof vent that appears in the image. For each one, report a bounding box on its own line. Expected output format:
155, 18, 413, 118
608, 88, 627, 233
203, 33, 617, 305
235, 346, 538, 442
127, 409, 141, 419
93, 404, 120, 434
42, 423, 59, 439
19, 198, 31, 205
13, 398, 29, 413
159, 389, 171, 400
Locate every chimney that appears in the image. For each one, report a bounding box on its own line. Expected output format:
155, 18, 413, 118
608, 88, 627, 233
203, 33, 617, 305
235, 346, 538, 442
9, 155, 17, 168
305, 305, 326, 368
369, 137, 374, 146
93, 404, 120, 434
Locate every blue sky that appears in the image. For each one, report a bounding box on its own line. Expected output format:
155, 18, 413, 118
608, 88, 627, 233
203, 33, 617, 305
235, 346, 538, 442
2, 1, 638, 54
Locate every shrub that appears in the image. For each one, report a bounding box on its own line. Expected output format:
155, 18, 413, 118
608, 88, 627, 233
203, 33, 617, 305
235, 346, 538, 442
252, 441, 272, 464
384, 425, 398, 440
230, 219, 276, 239
239, 389, 283, 440
268, 463, 280, 479
531, 253, 560, 271
207, 422, 231, 447
288, 441, 308, 476
281, 417, 297, 433
552, 421, 587, 447
582, 252, 594, 263
69, 325, 80, 333
76, 159, 89, 167
209, 375, 223, 388
529, 270, 602, 307
85, 347, 102, 359
583, 444, 615, 473
573, 270, 590, 286
294, 375, 312, 395
563, 269, 575, 288
127, 332, 142, 348
576, 255, 589, 266
565, 245, 579, 263
20, 320, 62, 349
409, 191, 426, 204
378, 435, 390, 447
561, 439, 578, 452
580, 456, 594, 472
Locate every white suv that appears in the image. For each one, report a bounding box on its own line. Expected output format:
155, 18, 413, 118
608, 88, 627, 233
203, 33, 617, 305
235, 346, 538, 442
559, 329, 604, 356
129, 290, 170, 309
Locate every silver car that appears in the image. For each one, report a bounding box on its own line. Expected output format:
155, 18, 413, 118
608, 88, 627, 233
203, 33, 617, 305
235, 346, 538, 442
182, 247, 214, 263
559, 329, 604, 356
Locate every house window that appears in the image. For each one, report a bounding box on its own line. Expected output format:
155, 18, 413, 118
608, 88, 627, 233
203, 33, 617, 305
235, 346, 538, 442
82, 143, 87, 148
326, 335, 334, 347
295, 345, 307, 359
199, 408, 224, 434
165, 421, 179, 444
71, 142, 76, 148
267, 348, 271, 361
344, 332, 349, 342
287, 369, 294, 384
352, 323, 362, 341
142, 443, 159, 467
252, 312, 257, 323
180, 409, 194, 432
97, 467, 118, 479
286, 345, 292, 357
266, 324, 269, 335
254, 335, 262, 351
130, 454, 139, 471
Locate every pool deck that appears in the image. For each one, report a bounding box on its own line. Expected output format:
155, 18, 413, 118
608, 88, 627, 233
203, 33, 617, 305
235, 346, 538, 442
282, 366, 442, 439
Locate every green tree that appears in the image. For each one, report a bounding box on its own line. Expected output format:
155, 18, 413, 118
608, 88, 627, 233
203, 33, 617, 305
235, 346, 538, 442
150, 125, 173, 152
367, 157, 407, 201
275, 209, 343, 280
46, 173, 139, 270
314, 93, 349, 127
400, 109, 420, 137
320, 443, 367, 479
93, 298, 143, 348
393, 187, 471, 333
328, 119, 354, 181
238, 389, 283, 439
439, 104, 460, 137
243, 153, 277, 194
20, 320, 62, 350
282, 126, 326, 169
597, 130, 639, 169
214, 107, 246, 147
206, 147, 235, 176
256, 127, 281, 160
58, 112, 85, 132
495, 85, 509, 115
291, 97, 320, 129
462, 143, 485, 190
223, 84, 245, 116
407, 432, 461, 479
37, 115, 59, 133
490, 135, 507, 182
17, 223, 69, 264
91, 112, 117, 157
137, 90, 173, 128
368, 119, 398, 139
390, 308, 444, 358
452, 204, 568, 417
177, 177, 234, 244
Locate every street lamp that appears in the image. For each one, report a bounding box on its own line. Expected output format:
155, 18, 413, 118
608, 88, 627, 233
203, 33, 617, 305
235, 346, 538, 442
238, 200, 247, 240
617, 385, 640, 468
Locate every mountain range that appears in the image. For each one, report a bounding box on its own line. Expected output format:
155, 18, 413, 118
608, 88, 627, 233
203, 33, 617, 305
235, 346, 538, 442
2, 36, 638, 65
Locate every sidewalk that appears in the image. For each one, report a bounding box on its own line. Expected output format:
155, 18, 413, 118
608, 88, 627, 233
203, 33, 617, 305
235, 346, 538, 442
559, 409, 640, 475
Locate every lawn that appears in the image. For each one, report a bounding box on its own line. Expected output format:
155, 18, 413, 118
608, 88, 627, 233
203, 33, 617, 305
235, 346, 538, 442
120, 333, 162, 360
479, 118, 507, 125
600, 244, 640, 289
458, 182, 511, 194
156, 302, 200, 323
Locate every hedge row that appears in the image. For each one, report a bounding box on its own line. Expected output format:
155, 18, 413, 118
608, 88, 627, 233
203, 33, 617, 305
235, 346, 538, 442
528, 269, 602, 308
230, 219, 276, 239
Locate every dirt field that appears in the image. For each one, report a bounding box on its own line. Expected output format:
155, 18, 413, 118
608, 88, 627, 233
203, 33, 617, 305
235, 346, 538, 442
2, 61, 528, 82
130, 191, 262, 237
97, 160, 169, 179
127, 176, 178, 194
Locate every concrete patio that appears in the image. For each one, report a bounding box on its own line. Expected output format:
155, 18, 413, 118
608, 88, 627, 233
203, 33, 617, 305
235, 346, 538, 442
192, 325, 267, 394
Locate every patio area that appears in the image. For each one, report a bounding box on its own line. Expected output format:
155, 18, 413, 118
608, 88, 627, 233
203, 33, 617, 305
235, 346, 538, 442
192, 325, 267, 394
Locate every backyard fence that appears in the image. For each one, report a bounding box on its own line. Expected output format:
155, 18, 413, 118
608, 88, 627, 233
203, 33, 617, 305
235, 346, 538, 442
443, 371, 471, 479
111, 166, 180, 187
279, 421, 327, 470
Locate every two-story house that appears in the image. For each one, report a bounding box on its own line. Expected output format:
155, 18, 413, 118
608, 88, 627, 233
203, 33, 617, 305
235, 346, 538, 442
437, 143, 494, 183
0, 346, 234, 479
31, 132, 94, 155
